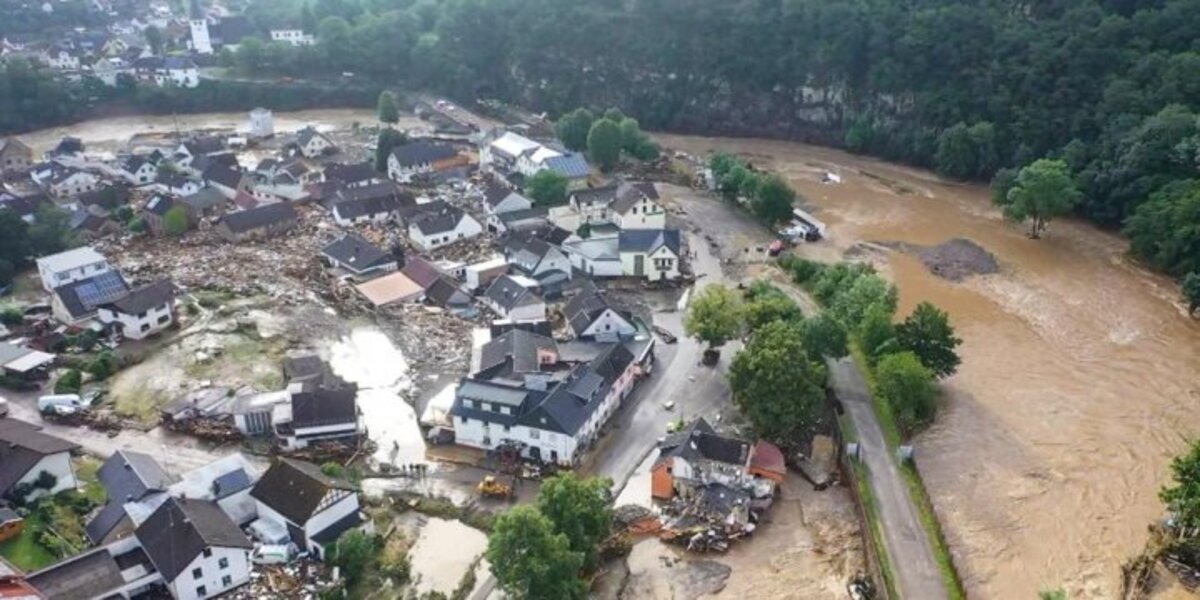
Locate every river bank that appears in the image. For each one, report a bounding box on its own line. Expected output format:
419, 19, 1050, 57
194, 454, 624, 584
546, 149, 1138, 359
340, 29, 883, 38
657, 133, 1200, 599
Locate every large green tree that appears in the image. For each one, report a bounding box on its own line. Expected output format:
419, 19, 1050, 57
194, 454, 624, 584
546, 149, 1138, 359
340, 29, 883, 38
1184, 272, 1200, 316
330, 530, 377, 587
1161, 438, 1200, 530
799, 313, 849, 362
751, 174, 796, 225
525, 170, 569, 207
1124, 179, 1200, 276
377, 90, 399, 125
555, 108, 595, 152
162, 205, 189, 237
586, 118, 622, 171
875, 351, 939, 432
374, 128, 408, 172
729, 320, 827, 445
997, 159, 1081, 239
895, 302, 962, 378
29, 205, 76, 257
536, 474, 612, 570
487, 506, 587, 600
684, 284, 743, 348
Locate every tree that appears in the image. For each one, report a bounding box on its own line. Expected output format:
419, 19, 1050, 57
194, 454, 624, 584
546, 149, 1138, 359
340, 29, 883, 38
54, 369, 81, 394
858, 303, 898, 364
744, 292, 802, 331
830, 274, 897, 329
587, 118, 622, 171
875, 351, 938, 432
934, 121, 998, 180
799, 313, 849, 361
729, 321, 827, 444
162, 205, 189, 237
1124, 180, 1200, 276
1161, 438, 1200, 530
536, 474, 612, 570
525, 170, 569, 207
618, 118, 641, 152
997, 159, 1081, 239
86, 352, 116, 380
895, 302, 961, 378
145, 25, 164, 55
684, 284, 743, 348
751, 174, 795, 224
487, 505, 586, 600
603, 107, 624, 122
1184, 272, 1200, 316
29, 205, 75, 257
555, 108, 595, 151
330, 530, 376, 586
374, 128, 408, 172
377, 91, 399, 125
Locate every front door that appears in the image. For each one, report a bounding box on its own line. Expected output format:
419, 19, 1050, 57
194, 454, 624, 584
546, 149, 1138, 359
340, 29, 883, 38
634, 255, 644, 276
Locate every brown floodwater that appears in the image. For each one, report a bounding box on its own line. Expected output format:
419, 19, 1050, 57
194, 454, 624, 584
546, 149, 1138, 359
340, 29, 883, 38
658, 134, 1200, 599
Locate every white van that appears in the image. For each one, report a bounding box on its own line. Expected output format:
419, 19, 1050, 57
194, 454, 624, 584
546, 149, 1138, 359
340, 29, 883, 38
0, 397, 8, 417
38, 394, 83, 414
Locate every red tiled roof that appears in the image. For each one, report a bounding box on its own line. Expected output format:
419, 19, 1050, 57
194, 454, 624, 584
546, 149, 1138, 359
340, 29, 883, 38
750, 440, 786, 476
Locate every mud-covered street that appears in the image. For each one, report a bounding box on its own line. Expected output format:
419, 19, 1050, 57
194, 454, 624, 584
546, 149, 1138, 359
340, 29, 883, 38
660, 133, 1200, 599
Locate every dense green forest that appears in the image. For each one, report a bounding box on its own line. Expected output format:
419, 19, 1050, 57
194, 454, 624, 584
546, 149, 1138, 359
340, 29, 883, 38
4, 0, 1200, 277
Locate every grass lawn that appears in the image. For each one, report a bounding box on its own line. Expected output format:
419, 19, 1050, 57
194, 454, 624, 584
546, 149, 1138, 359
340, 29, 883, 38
0, 510, 56, 572
74, 456, 107, 506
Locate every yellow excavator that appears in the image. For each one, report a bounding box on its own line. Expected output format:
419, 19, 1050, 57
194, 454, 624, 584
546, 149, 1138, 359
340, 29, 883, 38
477, 475, 513, 498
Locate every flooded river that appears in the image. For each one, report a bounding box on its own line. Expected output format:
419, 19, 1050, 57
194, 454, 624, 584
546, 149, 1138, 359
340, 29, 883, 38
659, 134, 1200, 599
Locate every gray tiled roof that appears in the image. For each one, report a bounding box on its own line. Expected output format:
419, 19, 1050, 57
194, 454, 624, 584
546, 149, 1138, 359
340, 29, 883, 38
136, 497, 251, 582
617, 229, 681, 255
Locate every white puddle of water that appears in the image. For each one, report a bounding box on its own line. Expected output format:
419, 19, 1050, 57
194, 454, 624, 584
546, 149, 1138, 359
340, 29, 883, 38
407, 518, 488, 596
328, 329, 427, 467
615, 449, 659, 510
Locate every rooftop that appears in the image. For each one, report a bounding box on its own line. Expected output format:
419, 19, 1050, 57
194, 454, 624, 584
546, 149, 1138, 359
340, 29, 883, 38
35, 246, 106, 273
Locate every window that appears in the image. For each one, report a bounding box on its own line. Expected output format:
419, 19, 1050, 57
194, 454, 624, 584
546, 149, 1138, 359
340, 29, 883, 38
218, 557, 229, 569
529, 429, 540, 440
222, 575, 232, 587
461, 417, 469, 424
203, 549, 212, 558
158, 315, 170, 324
196, 586, 206, 597
503, 424, 510, 433
141, 323, 151, 332
193, 567, 203, 579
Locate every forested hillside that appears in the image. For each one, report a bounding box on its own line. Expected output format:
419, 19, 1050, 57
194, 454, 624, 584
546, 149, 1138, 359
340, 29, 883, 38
5, 0, 1200, 276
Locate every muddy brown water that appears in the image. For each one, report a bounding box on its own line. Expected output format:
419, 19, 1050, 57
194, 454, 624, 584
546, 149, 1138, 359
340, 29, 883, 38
659, 134, 1200, 599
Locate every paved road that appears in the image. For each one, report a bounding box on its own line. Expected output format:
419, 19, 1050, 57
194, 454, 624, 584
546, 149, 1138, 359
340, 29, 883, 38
828, 357, 948, 600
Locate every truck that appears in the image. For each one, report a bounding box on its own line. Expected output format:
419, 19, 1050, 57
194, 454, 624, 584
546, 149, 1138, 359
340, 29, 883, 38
38, 394, 83, 414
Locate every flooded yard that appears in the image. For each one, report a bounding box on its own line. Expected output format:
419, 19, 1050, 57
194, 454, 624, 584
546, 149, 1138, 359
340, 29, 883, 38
405, 517, 489, 596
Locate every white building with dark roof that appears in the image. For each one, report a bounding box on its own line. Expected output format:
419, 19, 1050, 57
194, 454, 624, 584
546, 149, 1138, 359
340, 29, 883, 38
406, 204, 482, 251
320, 234, 398, 280
249, 458, 367, 560
36, 246, 112, 292
482, 274, 546, 323
97, 279, 176, 340
0, 418, 79, 501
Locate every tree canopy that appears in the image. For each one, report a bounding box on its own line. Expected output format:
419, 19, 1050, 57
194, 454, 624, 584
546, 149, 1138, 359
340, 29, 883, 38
996, 159, 1081, 239
376, 90, 399, 124
536, 474, 612, 570
895, 302, 962, 378
587, 118, 622, 171
875, 351, 939, 432
525, 170, 569, 207
487, 505, 587, 600
685, 284, 743, 347
729, 320, 828, 445
1161, 438, 1200, 531
162, 205, 189, 237
555, 108, 595, 152
1184, 273, 1200, 316
375, 128, 407, 173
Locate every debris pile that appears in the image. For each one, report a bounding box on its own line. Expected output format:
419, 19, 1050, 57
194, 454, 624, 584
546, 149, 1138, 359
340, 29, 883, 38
229, 560, 336, 600
165, 416, 243, 443
881, 238, 999, 282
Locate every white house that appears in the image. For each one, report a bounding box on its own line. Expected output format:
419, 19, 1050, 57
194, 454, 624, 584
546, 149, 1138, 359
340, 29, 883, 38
92, 57, 130, 86
269, 29, 314, 46
386, 141, 460, 183
119, 154, 158, 185
0, 418, 79, 501
451, 343, 638, 465
570, 185, 618, 225
136, 497, 252, 600
330, 184, 403, 227
407, 204, 483, 251
249, 459, 368, 560
295, 127, 335, 158
611, 182, 665, 230
562, 237, 622, 278
618, 229, 682, 280
42, 168, 100, 198
155, 56, 199, 88
273, 388, 362, 450
190, 19, 213, 54
97, 279, 176, 340
503, 236, 573, 282
481, 131, 542, 174
36, 245, 112, 292
41, 48, 80, 70
51, 270, 130, 324
482, 184, 533, 218
248, 107, 274, 138
564, 281, 637, 341
482, 275, 546, 322
320, 234, 399, 280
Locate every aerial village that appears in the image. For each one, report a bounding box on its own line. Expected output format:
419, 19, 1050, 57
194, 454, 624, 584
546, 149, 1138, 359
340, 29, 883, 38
0, 2, 854, 599
0, 99, 839, 598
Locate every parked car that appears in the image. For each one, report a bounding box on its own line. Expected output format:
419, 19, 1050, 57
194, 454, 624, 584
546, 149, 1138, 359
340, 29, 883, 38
0, 397, 8, 417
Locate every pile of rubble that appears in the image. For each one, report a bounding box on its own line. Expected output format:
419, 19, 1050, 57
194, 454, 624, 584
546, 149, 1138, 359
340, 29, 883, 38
228, 560, 337, 600
380, 303, 474, 374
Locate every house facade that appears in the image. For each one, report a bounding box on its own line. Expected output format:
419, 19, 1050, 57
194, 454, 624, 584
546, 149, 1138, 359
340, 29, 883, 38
482, 275, 546, 323
295, 128, 334, 158
0, 419, 80, 501
0, 138, 32, 174
407, 205, 482, 251
97, 279, 176, 341
249, 459, 367, 560
618, 229, 682, 280
36, 246, 112, 292
612, 183, 665, 230
386, 142, 463, 183
217, 203, 298, 242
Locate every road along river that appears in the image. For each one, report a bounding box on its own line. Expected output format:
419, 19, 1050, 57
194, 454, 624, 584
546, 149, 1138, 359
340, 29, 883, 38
659, 134, 1200, 599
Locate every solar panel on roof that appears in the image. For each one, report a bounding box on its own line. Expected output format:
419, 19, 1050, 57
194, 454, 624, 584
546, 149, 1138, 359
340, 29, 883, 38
76, 271, 128, 309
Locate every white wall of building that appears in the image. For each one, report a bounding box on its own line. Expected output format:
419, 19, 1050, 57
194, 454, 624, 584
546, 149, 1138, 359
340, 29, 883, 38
16, 452, 77, 501
97, 302, 173, 340
580, 308, 635, 339
621, 245, 680, 280
614, 198, 666, 230
167, 546, 250, 600
39, 257, 111, 292
408, 215, 482, 251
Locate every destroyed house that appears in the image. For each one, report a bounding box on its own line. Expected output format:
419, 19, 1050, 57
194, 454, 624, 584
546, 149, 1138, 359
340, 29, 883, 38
217, 202, 297, 242
324, 162, 382, 189
249, 459, 366, 561
569, 185, 619, 224
611, 182, 664, 230
652, 418, 754, 500
452, 343, 637, 465
86, 450, 176, 544
274, 388, 362, 450
320, 234, 398, 279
